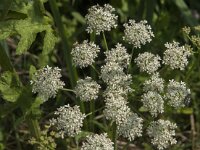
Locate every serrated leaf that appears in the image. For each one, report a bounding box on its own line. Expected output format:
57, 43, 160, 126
0, 72, 22, 102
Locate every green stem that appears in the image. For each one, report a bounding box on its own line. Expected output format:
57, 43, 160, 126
61, 88, 75, 93
49, 0, 85, 114
102, 32, 109, 51
112, 122, 117, 150
128, 46, 134, 73
28, 118, 41, 140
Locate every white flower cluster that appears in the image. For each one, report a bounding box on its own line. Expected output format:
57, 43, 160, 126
165, 79, 190, 108
117, 112, 143, 141
123, 20, 154, 48
85, 4, 118, 35
75, 77, 100, 102
134, 52, 161, 74
71, 40, 100, 68
163, 41, 191, 70
30, 65, 65, 101
143, 73, 164, 93
147, 119, 177, 150
105, 43, 131, 68
49, 105, 86, 138
81, 133, 114, 150
141, 91, 164, 117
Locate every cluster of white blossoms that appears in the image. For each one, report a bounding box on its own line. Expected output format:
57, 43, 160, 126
143, 73, 164, 93
49, 105, 86, 138
163, 41, 192, 70
123, 20, 154, 48
165, 79, 191, 108
141, 91, 164, 117
147, 119, 177, 150
75, 77, 100, 102
105, 43, 131, 68
85, 4, 118, 35
135, 52, 161, 74
71, 40, 100, 68
81, 133, 114, 150
117, 112, 143, 141
30, 65, 65, 101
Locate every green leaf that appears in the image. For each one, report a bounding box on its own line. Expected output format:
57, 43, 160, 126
0, 72, 22, 102
29, 65, 37, 79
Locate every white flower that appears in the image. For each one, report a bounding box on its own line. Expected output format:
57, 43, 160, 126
85, 4, 118, 35
163, 41, 192, 70
135, 52, 161, 74
71, 40, 100, 68
81, 133, 114, 150
30, 65, 65, 101
104, 95, 131, 125
141, 91, 164, 117
143, 72, 164, 93
49, 104, 86, 138
75, 77, 101, 102
105, 43, 131, 68
147, 119, 177, 150
117, 112, 143, 141
123, 20, 154, 48
165, 79, 190, 108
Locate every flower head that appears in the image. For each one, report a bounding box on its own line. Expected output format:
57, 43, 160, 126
49, 105, 86, 138
163, 41, 192, 70
71, 40, 100, 68
123, 20, 154, 48
30, 66, 65, 101
141, 91, 164, 117
81, 133, 114, 150
85, 4, 118, 35
147, 119, 177, 150
117, 112, 143, 141
143, 72, 164, 93
135, 52, 161, 74
75, 77, 101, 102
105, 43, 130, 68
165, 79, 190, 108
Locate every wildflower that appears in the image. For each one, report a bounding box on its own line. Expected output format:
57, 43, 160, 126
81, 133, 114, 150
165, 79, 191, 108
143, 72, 164, 93
141, 91, 164, 117
147, 119, 177, 150
123, 20, 154, 48
163, 41, 191, 70
49, 105, 86, 138
117, 112, 143, 141
105, 43, 131, 68
75, 77, 101, 102
104, 96, 131, 125
134, 52, 161, 74
30, 66, 65, 101
71, 40, 100, 68
85, 4, 118, 35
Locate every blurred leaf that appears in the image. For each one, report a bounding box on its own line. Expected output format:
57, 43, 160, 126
29, 65, 37, 79
75, 131, 92, 142
0, 72, 22, 102
71, 11, 85, 24
177, 107, 193, 115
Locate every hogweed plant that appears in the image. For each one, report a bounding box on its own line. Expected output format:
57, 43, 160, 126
28, 4, 192, 149
0, 1, 198, 150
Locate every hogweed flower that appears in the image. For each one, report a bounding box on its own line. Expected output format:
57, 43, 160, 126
147, 119, 177, 150
81, 133, 114, 150
141, 91, 164, 117
135, 52, 161, 74
75, 77, 101, 102
123, 20, 154, 48
49, 105, 86, 138
165, 79, 191, 108
85, 4, 118, 35
143, 72, 164, 93
30, 66, 65, 101
71, 40, 100, 68
105, 43, 131, 68
163, 41, 192, 70
104, 96, 131, 125
117, 112, 143, 141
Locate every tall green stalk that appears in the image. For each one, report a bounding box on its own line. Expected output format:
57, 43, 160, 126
102, 32, 109, 51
